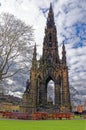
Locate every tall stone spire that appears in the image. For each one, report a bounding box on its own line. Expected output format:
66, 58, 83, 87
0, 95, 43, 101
62, 43, 66, 65
21, 4, 71, 114
32, 43, 37, 69
43, 3, 59, 64
33, 43, 36, 59
47, 3, 55, 28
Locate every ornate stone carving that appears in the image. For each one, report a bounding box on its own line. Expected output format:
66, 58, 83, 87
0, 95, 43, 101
21, 3, 71, 114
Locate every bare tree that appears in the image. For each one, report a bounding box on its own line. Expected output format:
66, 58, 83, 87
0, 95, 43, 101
0, 13, 34, 82
69, 85, 82, 105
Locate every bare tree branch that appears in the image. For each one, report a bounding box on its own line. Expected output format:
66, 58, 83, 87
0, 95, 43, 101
0, 13, 34, 82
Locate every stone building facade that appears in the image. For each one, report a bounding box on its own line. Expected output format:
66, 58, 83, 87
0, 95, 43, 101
20, 4, 71, 114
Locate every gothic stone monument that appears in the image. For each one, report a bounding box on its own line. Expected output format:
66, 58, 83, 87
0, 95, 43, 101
20, 4, 71, 114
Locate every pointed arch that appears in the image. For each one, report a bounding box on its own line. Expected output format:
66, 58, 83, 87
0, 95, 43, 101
45, 76, 55, 105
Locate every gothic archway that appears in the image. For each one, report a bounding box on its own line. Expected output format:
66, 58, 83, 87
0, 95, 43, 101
46, 77, 55, 105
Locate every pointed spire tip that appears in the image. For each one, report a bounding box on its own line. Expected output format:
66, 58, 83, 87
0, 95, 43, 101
49, 2, 52, 10
62, 41, 65, 48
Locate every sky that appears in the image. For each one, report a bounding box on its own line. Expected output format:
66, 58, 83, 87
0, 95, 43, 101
0, 0, 86, 104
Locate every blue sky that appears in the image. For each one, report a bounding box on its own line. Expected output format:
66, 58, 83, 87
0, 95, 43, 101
0, 0, 86, 104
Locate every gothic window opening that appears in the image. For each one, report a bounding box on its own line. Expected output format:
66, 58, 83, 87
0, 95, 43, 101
48, 33, 52, 47
47, 55, 52, 63
49, 42, 52, 47
49, 33, 52, 42
47, 79, 55, 105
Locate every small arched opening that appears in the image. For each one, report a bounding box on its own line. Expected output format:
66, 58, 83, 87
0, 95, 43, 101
46, 77, 55, 105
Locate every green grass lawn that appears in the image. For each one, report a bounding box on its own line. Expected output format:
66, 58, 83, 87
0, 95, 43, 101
0, 119, 86, 130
